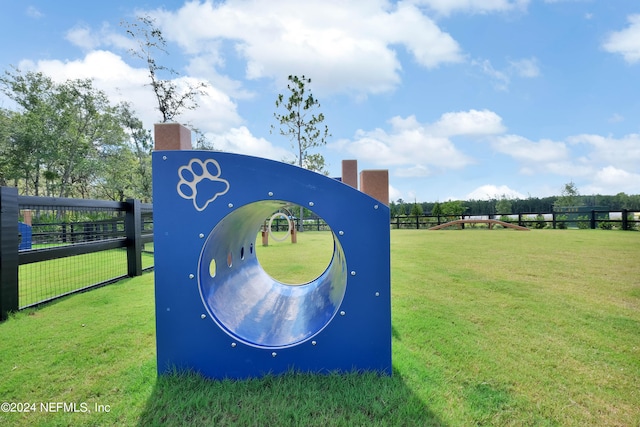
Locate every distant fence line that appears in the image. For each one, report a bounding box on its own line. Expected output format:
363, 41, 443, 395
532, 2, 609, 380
391, 210, 640, 230
250, 209, 640, 232
0, 186, 153, 321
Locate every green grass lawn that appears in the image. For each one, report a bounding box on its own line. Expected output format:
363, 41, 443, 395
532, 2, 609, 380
18, 248, 155, 308
255, 230, 335, 284
0, 229, 638, 426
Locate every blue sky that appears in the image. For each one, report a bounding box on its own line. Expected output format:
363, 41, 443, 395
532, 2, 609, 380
1, 0, 639, 202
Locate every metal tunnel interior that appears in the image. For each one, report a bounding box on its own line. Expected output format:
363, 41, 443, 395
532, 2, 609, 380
197, 200, 348, 349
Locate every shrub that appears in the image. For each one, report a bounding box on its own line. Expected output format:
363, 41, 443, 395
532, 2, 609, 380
577, 215, 590, 229
556, 214, 568, 229
599, 221, 613, 230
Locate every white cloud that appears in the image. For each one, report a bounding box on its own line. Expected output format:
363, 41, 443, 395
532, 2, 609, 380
509, 57, 540, 78
339, 113, 484, 170
18, 50, 243, 135
65, 23, 137, 52
413, 0, 529, 16
608, 113, 624, 123
206, 126, 294, 162
336, 109, 507, 174
66, 20, 253, 102
603, 14, 640, 64
26, 6, 44, 19
430, 109, 506, 136
488, 132, 640, 194
396, 164, 431, 177
568, 133, 640, 171
583, 166, 640, 195
20, 50, 147, 86
149, 0, 463, 96
389, 184, 403, 202
65, 26, 99, 51
491, 134, 569, 162
472, 57, 541, 90
538, 160, 592, 178
466, 184, 525, 200
472, 59, 510, 90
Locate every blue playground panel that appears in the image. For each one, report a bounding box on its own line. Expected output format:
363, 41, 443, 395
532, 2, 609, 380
153, 151, 391, 379
18, 222, 32, 251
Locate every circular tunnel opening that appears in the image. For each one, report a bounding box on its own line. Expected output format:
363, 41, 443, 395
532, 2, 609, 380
198, 200, 347, 349
256, 207, 335, 285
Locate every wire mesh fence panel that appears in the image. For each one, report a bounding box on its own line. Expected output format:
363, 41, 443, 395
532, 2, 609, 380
0, 189, 154, 318
18, 248, 129, 308
15, 198, 154, 309
142, 209, 154, 255
21, 207, 127, 248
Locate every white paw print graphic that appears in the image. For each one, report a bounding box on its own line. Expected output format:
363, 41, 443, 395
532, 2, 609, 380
177, 159, 230, 211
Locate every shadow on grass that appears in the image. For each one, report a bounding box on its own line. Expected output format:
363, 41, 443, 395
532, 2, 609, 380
137, 368, 446, 426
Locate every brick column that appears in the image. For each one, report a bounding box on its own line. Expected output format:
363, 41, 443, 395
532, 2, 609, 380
360, 170, 389, 206
154, 123, 192, 151
341, 160, 358, 188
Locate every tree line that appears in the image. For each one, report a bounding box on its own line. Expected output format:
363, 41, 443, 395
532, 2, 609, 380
0, 69, 152, 201
391, 192, 640, 218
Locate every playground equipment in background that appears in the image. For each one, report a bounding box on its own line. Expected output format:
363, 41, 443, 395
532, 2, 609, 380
152, 124, 391, 379
261, 207, 297, 246
18, 222, 32, 250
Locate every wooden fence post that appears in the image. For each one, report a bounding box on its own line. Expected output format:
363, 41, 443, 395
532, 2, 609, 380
0, 187, 19, 321
622, 209, 628, 230
126, 198, 143, 277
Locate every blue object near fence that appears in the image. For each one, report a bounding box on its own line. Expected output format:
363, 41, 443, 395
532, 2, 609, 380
18, 222, 32, 251
152, 151, 391, 379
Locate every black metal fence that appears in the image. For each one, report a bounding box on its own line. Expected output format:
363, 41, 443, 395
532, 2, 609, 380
269, 217, 331, 232
0, 187, 153, 320
391, 210, 640, 230
264, 210, 640, 232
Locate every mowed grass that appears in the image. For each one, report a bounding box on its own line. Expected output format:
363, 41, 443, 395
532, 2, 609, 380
0, 229, 638, 426
18, 248, 155, 307
255, 230, 335, 284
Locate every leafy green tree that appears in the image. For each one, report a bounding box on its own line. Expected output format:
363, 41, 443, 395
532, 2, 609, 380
614, 192, 630, 210
0, 108, 18, 186
97, 141, 137, 201
389, 201, 400, 217
395, 199, 407, 216
554, 181, 582, 210
117, 102, 153, 201
272, 75, 330, 230
0, 69, 135, 198
410, 202, 423, 216
0, 69, 57, 195
495, 196, 512, 215
441, 200, 465, 217
272, 75, 330, 173
94, 104, 153, 202
50, 78, 126, 198
431, 202, 442, 217
123, 15, 208, 123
